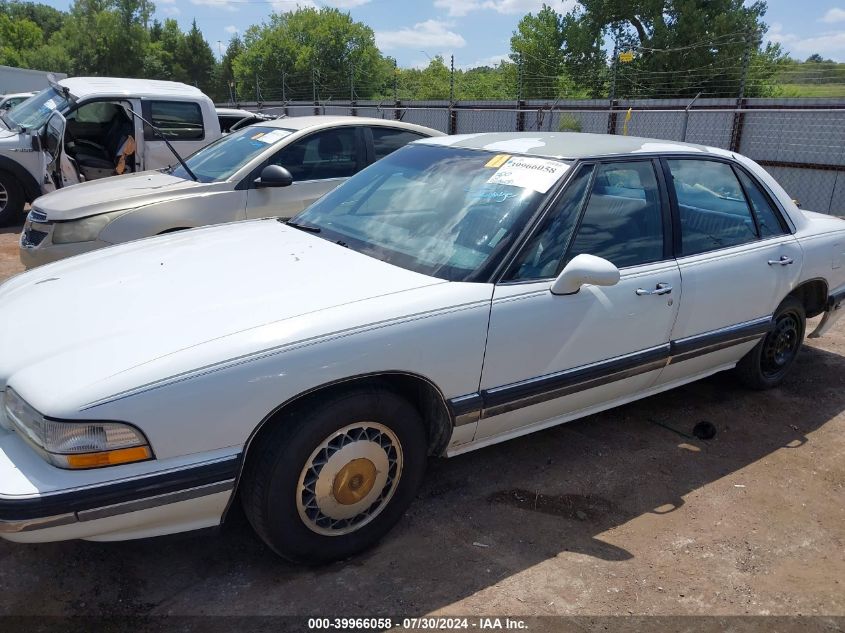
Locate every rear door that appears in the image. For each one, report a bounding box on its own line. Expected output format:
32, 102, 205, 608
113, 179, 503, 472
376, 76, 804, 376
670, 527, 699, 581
245, 126, 366, 220
141, 100, 207, 170
655, 157, 803, 387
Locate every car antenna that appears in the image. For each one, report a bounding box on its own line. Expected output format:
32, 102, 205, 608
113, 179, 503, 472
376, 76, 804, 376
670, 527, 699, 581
120, 105, 198, 182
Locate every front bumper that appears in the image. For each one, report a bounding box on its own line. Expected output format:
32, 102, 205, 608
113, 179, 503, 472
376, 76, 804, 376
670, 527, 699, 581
0, 430, 239, 542
19, 219, 110, 269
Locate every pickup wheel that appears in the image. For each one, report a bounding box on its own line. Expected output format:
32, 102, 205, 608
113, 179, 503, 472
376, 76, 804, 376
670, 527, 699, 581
0, 171, 24, 226
735, 296, 805, 390
240, 386, 427, 564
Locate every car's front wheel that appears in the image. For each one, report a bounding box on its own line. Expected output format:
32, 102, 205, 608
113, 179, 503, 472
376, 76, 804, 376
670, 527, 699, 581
240, 386, 428, 564
735, 296, 806, 390
0, 171, 24, 226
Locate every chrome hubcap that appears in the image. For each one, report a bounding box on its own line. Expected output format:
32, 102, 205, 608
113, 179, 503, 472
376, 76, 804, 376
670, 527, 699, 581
0, 182, 7, 212
297, 422, 402, 536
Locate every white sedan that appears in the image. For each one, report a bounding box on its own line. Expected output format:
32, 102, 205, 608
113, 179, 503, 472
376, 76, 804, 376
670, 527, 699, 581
0, 133, 843, 563
19, 116, 441, 268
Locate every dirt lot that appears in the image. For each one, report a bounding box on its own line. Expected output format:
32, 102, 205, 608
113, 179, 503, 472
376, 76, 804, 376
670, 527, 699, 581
0, 221, 843, 621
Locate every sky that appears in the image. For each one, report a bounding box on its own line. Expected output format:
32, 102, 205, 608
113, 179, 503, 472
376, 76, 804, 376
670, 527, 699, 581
34, 0, 845, 65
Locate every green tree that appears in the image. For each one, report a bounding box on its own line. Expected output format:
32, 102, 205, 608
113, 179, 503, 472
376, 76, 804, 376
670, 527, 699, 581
553, 0, 783, 97
233, 7, 389, 101
178, 19, 216, 93
509, 5, 566, 98
216, 35, 244, 102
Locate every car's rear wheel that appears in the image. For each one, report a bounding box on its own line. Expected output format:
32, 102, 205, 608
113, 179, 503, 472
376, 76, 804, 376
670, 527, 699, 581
735, 296, 805, 390
239, 386, 427, 564
0, 171, 24, 226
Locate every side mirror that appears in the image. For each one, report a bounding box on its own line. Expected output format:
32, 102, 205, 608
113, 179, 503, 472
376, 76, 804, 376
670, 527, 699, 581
550, 254, 620, 295
254, 164, 293, 188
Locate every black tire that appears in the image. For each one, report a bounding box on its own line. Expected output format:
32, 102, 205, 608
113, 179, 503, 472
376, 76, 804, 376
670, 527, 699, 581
735, 296, 805, 390
0, 170, 25, 227
240, 386, 428, 564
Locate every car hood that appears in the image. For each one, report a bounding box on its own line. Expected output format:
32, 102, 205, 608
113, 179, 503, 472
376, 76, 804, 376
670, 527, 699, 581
33, 171, 209, 221
0, 220, 448, 414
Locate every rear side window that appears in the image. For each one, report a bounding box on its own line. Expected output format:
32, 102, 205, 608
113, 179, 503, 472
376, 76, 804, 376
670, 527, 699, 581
370, 127, 425, 161
736, 169, 788, 237
667, 159, 758, 256
270, 127, 361, 181
145, 101, 204, 141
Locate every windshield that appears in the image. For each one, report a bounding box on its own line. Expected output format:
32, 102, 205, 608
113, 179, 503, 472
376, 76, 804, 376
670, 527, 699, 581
171, 125, 294, 182
292, 144, 572, 281
7, 87, 71, 131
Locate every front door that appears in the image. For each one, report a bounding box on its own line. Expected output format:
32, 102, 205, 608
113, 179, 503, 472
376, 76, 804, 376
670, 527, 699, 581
43, 110, 80, 191
475, 159, 681, 442
246, 126, 365, 220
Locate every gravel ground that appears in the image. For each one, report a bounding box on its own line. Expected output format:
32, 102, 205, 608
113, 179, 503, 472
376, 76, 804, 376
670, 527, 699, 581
0, 221, 843, 620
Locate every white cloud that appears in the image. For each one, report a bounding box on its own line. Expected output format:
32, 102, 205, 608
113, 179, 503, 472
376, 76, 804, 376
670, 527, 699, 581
821, 8, 845, 23
768, 22, 845, 61
434, 0, 577, 17
162, 6, 180, 14
189, 0, 237, 10
461, 53, 510, 69
224, 24, 239, 34
375, 20, 466, 51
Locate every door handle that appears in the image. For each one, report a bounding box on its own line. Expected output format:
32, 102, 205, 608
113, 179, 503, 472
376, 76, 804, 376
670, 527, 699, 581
768, 256, 794, 266
636, 283, 673, 296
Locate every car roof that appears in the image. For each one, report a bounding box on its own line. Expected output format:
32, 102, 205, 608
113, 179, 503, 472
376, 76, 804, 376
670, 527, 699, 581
415, 132, 732, 160
259, 115, 444, 136
1, 92, 35, 99
58, 77, 207, 100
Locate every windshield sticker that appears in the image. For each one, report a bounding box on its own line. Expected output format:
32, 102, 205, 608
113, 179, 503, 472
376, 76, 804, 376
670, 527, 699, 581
255, 129, 292, 144
465, 187, 517, 203
486, 156, 569, 194
485, 154, 511, 168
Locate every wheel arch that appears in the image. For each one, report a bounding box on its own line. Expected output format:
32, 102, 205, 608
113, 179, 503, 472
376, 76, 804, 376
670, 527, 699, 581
223, 371, 455, 522
787, 278, 829, 319
0, 156, 41, 202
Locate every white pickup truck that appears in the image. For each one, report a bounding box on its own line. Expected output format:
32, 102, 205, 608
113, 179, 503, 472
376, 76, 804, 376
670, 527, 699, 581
0, 76, 221, 225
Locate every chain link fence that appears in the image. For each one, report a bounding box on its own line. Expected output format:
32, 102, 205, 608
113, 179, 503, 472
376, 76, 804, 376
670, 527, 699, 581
228, 97, 845, 215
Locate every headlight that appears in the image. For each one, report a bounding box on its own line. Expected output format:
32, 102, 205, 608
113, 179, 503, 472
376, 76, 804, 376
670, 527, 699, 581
52, 213, 116, 244
3, 388, 153, 469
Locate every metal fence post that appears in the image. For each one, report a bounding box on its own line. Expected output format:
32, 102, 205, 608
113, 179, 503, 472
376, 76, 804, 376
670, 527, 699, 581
607, 36, 619, 135
730, 33, 753, 152
516, 53, 525, 132
449, 55, 458, 134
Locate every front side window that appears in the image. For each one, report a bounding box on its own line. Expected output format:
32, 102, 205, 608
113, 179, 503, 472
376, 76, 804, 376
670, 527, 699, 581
292, 144, 571, 281
5, 87, 71, 131
567, 160, 664, 268
667, 159, 759, 256
370, 127, 426, 160
270, 127, 361, 181
146, 101, 204, 140
507, 165, 594, 280
170, 125, 294, 183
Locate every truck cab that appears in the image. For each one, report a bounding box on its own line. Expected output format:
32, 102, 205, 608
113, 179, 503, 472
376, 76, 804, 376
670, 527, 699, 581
0, 76, 221, 225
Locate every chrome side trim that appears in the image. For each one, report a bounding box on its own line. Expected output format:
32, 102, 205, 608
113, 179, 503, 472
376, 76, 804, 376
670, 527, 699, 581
0, 479, 234, 534
76, 479, 234, 522
0, 512, 76, 534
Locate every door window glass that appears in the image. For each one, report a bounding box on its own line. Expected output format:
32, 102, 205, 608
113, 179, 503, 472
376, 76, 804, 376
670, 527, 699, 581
270, 127, 360, 181
667, 159, 759, 256
370, 127, 425, 160
146, 101, 204, 140
736, 169, 788, 237
567, 161, 664, 268
507, 165, 594, 280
